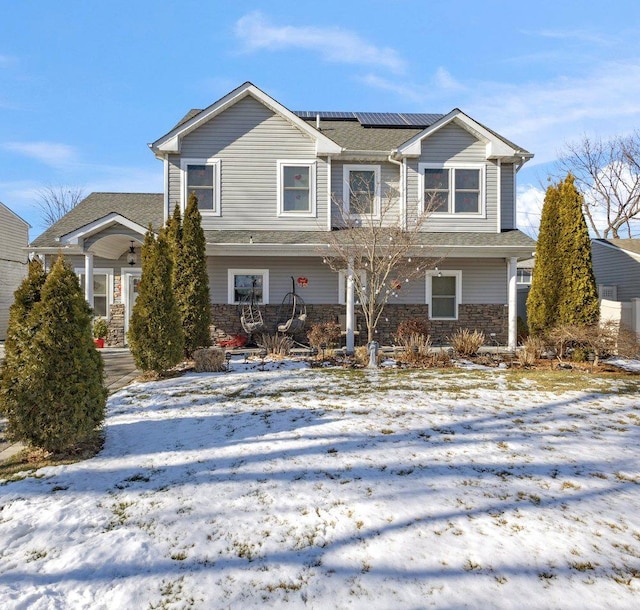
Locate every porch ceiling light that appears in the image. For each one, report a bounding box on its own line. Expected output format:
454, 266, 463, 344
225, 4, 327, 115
127, 241, 136, 266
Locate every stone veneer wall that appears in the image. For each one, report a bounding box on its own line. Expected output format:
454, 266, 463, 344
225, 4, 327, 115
107, 304, 125, 347
210, 303, 507, 346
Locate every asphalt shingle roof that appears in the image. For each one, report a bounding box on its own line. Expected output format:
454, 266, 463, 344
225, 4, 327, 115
203, 229, 536, 249
597, 238, 640, 255
31, 193, 164, 248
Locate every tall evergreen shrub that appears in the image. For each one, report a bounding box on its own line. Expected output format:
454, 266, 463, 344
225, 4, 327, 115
2, 256, 106, 453
128, 228, 184, 374
0, 259, 47, 437
175, 193, 211, 356
527, 183, 563, 335
557, 175, 599, 326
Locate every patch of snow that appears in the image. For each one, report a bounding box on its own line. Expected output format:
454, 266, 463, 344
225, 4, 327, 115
0, 366, 639, 608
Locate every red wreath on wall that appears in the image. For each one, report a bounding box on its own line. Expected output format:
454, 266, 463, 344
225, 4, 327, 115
391, 279, 402, 291
297, 276, 309, 288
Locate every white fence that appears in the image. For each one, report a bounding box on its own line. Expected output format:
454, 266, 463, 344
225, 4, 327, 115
600, 298, 640, 337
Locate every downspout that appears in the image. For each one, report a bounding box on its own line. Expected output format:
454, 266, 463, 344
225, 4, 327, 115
387, 154, 404, 230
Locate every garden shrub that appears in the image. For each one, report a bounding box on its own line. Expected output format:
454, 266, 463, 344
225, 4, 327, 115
193, 347, 226, 372
395, 318, 429, 342
449, 328, 485, 357
307, 321, 341, 351
259, 334, 293, 356
517, 336, 546, 367
2, 255, 106, 453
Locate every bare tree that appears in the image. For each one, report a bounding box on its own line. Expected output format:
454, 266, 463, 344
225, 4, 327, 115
35, 185, 85, 228
322, 174, 438, 346
557, 133, 640, 238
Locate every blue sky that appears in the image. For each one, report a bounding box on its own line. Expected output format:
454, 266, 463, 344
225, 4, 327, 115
2, 0, 640, 240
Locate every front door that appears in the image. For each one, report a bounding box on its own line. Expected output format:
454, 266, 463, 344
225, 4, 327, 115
124, 271, 141, 343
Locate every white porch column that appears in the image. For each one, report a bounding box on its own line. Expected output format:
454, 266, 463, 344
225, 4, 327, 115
345, 258, 355, 355
507, 257, 518, 351
84, 252, 94, 310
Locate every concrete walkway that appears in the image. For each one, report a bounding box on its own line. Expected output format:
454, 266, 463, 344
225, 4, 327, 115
0, 347, 139, 462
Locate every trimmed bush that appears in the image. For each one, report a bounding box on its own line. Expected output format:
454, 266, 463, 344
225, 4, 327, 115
193, 347, 226, 372
128, 228, 184, 375
1, 256, 106, 453
395, 318, 429, 342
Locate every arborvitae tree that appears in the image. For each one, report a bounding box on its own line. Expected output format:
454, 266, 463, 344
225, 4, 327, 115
166, 203, 183, 287
527, 183, 563, 335
557, 175, 599, 326
2, 255, 106, 453
175, 194, 211, 356
0, 259, 47, 432
128, 227, 184, 374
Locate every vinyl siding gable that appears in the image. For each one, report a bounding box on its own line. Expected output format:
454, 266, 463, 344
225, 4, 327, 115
407, 123, 498, 233
168, 96, 328, 231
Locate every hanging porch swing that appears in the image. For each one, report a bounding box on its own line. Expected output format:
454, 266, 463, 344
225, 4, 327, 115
239, 279, 266, 337
276, 276, 307, 334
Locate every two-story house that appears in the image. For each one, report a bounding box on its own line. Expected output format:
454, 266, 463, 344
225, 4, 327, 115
30, 82, 535, 349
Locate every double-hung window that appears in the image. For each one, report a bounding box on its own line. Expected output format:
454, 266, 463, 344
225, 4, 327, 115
78, 270, 112, 318
343, 165, 380, 217
278, 161, 316, 216
426, 270, 462, 320
420, 164, 484, 215
228, 269, 269, 305
181, 158, 221, 215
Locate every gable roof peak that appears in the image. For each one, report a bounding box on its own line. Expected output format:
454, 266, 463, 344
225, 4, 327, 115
150, 82, 342, 157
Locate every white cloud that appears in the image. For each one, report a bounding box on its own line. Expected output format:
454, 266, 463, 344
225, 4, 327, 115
235, 11, 406, 74
531, 28, 611, 46
4, 141, 79, 168
516, 184, 545, 238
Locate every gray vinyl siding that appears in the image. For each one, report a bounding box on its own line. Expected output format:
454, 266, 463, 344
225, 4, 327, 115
208, 257, 339, 305
592, 243, 640, 301
0, 205, 29, 339
500, 163, 515, 230
207, 256, 507, 305
407, 123, 498, 233
330, 160, 402, 227
169, 96, 328, 231
83, 225, 145, 250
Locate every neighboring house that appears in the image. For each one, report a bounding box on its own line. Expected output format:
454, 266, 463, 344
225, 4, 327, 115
30, 82, 535, 348
516, 257, 534, 323
592, 239, 640, 336
0, 201, 30, 340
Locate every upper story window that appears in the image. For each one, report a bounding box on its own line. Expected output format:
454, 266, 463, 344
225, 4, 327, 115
278, 160, 316, 217
420, 163, 484, 216
181, 158, 221, 215
343, 165, 381, 218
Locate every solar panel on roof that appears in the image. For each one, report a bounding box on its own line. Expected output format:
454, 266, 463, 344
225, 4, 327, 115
356, 112, 408, 126
400, 113, 444, 127
293, 111, 356, 120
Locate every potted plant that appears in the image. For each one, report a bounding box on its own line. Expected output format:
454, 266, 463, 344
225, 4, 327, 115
93, 317, 108, 348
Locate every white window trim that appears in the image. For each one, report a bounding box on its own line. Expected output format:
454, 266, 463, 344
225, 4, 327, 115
338, 269, 367, 305
343, 164, 381, 219
227, 269, 269, 305
277, 160, 316, 217
425, 270, 462, 320
181, 157, 221, 216
419, 163, 485, 218
76, 267, 114, 318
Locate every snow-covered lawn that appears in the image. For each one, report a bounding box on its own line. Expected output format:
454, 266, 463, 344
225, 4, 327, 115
1, 361, 640, 609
